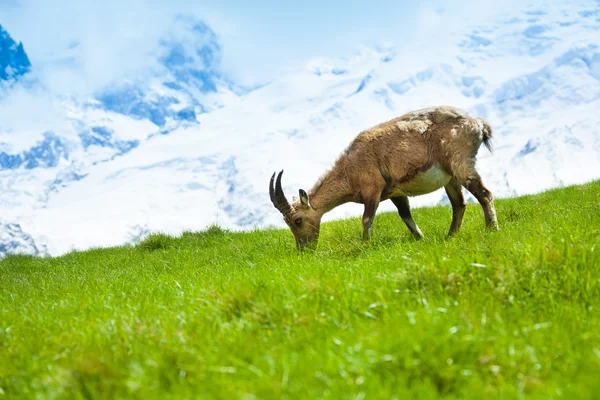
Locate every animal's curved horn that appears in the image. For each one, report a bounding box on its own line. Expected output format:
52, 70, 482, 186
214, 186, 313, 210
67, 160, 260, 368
275, 170, 292, 214
269, 172, 279, 210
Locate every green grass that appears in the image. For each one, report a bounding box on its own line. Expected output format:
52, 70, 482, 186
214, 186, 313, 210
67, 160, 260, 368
1, 181, 600, 399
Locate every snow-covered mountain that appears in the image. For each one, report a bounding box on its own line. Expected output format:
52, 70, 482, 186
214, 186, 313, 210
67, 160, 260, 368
1, 2, 600, 257
0, 17, 243, 255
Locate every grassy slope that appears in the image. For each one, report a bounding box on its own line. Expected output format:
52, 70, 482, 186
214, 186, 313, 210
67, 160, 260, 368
1, 180, 600, 399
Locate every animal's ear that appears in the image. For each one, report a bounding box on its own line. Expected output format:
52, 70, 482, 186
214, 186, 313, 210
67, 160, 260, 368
299, 189, 310, 207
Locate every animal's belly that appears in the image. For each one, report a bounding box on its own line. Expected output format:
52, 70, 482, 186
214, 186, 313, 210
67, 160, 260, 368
389, 164, 452, 197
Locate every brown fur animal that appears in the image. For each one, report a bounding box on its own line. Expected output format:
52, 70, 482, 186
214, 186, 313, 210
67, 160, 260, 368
269, 105, 499, 249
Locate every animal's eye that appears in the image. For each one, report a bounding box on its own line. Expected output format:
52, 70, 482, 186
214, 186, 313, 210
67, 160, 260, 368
294, 217, 302, 226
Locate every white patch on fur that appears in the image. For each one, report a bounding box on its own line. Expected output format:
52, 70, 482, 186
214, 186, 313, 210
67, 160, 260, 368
391, 163, 452, 197
397, 119, 431, 134
402, 218, 424, 238
459, 119, 484, 141
476, 119, 484, 140
396, 121, 410, 131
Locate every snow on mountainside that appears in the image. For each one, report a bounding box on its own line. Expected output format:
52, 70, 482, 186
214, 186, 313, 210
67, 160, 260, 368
2, 1, 600, 257
95, 16, 241, 130
0, 220, 43, 258
0, 16, 243, 255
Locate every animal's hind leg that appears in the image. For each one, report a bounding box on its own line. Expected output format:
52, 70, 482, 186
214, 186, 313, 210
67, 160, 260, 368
444, 178, 467, 237
391, 196, 424, 239
456, 169, 499, 231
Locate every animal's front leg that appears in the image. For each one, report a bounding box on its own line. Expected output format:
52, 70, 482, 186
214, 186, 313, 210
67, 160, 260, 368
361, 196, 380, 241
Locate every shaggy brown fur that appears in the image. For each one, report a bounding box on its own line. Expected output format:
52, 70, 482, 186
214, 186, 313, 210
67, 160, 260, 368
269, 105, 499, 250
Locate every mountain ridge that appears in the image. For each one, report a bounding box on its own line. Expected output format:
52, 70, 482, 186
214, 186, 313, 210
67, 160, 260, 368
0, 24, 31, 81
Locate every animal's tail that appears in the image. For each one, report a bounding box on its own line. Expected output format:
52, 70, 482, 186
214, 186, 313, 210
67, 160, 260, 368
480, 118, 493, 153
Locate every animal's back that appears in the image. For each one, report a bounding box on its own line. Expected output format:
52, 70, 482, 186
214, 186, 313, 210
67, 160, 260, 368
343, 105, 491, 197
346, 105, 481, 160
350, 105, 473, 143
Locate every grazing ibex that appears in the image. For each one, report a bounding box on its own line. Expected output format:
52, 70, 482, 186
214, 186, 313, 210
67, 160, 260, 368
269, 105, 499, 250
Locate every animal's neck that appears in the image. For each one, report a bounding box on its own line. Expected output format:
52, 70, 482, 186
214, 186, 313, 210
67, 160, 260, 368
308, 164, 352, 215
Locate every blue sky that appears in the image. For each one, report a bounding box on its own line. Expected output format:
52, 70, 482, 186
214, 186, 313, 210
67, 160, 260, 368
0, 0, 523, 91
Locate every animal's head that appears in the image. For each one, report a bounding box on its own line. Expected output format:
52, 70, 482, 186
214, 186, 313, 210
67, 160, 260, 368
269, 170, 321, 250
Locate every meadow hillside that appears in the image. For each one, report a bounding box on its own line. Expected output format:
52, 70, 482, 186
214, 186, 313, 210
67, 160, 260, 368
1, 180, 600, 399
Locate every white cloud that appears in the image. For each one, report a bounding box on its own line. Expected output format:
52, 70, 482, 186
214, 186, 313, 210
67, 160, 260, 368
0, 0, 229, 95
0, 0, 549, 95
